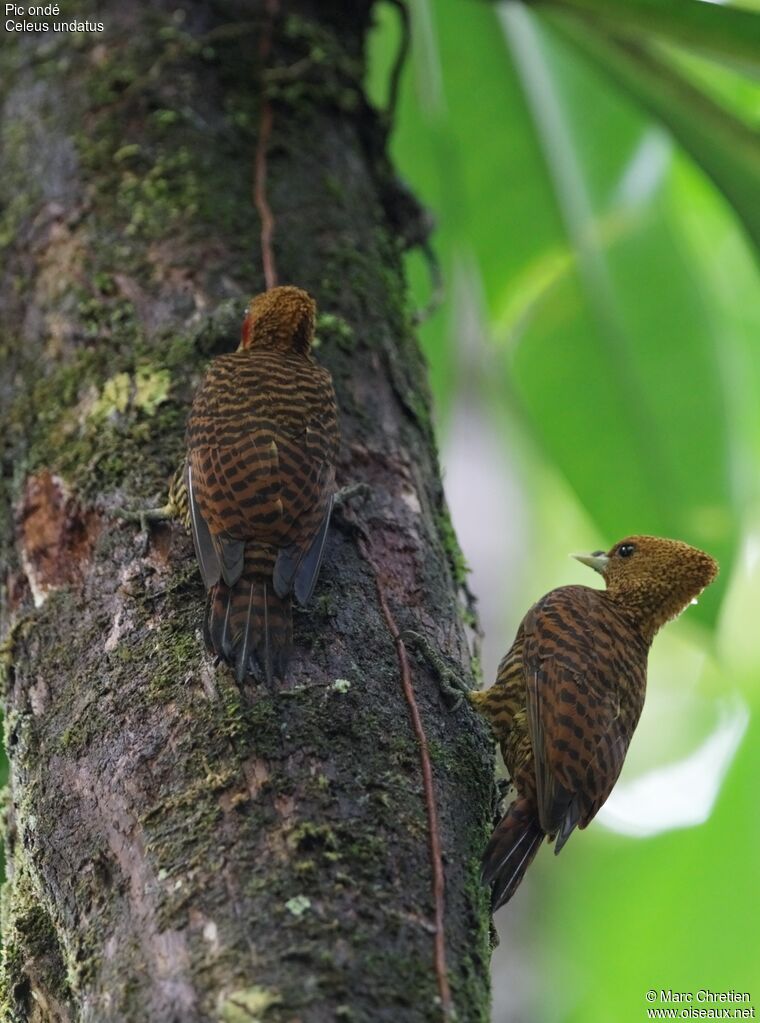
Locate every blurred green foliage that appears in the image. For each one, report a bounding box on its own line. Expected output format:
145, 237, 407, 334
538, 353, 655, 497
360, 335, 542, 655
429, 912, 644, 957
369, 2, 760, 1020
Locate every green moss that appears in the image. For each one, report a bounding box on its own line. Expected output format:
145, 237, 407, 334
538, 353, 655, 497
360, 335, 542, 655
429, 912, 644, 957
150, 108, 181, 131
284, 895, 311, 917
214, 675, 247, 742
436, 506, 470, 588
312, 593, 337, 619
116, 147, 201, 241
1, 328, 188, 505
451, 856, 494, 1021
267, 15, 364, 114
0, 192, 35, 252
426, 738, 449, 769
142, 769, 237, 821
315, 312, 355, 352
220, 986, 282, 1022
288, 822, 341, 872
240, 697, 281, 758
62, 20, 259, 287
322, 172, 346, 205
113, 143, 142, 164
0, 863, 72, 1020
346, 944, 440, 1018
143, 629, 199, 700
58, 718, 94, 755
0, 118, 40, 253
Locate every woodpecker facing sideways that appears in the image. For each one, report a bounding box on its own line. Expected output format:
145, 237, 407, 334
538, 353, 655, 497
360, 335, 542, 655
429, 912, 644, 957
471, 536, 718, 909
184, 286, 339, 685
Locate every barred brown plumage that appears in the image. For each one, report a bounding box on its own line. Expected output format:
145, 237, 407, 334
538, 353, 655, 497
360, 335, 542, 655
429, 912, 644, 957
184, 286, 339, 684
472, 535, 718, 909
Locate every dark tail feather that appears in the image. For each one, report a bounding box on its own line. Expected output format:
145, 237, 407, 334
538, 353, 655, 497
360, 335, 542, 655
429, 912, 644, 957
235, 581, 256, 684
205, 573, 292, 685
481, 797, 544, 910
204, 586, 234, 661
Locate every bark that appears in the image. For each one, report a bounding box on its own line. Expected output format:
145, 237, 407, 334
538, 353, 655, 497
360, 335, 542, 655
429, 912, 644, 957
0, 3, 495, 1021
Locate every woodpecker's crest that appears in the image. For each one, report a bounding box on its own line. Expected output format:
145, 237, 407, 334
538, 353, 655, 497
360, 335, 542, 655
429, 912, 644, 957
240, 285, 316, 354
574, 535, 718, 637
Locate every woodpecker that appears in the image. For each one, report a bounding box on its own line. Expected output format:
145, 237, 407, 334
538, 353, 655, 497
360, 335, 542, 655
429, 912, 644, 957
184, 285, 339, 685
472, 535, 718, 909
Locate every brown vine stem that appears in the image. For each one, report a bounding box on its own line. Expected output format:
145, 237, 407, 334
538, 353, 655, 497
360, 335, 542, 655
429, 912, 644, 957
357, 530, 453, 1020
254, 0, 279, 289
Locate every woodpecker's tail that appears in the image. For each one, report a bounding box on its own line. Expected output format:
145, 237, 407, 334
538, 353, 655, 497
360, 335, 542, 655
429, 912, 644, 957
203, 548, 292, 685
481, 797, 544, 910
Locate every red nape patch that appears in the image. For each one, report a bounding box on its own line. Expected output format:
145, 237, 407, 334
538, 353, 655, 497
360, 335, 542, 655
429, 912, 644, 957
18, 471, 101, 605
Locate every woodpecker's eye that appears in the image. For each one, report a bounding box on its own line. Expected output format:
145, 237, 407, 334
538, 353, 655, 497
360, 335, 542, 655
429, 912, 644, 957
617, 543, 636, 558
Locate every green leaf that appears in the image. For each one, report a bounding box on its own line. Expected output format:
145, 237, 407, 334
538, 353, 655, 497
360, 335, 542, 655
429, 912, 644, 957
541, 10, 760, 253
530, 0, 760, 74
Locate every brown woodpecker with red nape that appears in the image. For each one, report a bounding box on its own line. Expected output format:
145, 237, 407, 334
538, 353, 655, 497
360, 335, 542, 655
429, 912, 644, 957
471, 535, 718, 909
184, 285, 339, 685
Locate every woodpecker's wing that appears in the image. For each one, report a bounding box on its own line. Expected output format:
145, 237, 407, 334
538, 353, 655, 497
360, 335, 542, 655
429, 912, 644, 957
274, 492, 333, 606
270, 387, 339, 603
186, 461, 221, 589
188, 427, 276, 589
522, 585, 646, 850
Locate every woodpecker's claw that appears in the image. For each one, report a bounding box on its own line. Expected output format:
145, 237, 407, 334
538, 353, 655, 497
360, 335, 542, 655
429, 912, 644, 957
332, 483, 372, 541
400, 629, 472, 711
333, 482, 371, 508
114, 497, 183, 555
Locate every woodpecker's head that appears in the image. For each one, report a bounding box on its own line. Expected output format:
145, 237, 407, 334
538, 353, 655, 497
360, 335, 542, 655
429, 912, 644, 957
573, 535, 718, 638
240, 285, 316, 354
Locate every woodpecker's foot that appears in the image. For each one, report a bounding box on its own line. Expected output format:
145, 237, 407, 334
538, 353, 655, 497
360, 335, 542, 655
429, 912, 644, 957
114, 500, 178, 532
400, 629, 472, 711
114, 499, 179, 556
333, 482, 371, 509
113, 499, 181, 548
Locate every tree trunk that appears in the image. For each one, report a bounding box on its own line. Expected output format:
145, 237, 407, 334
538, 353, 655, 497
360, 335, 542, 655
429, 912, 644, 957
0, 3, 494, 1021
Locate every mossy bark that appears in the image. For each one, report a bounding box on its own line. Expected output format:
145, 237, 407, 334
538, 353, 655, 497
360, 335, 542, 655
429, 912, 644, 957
0, 3, 494, 1021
